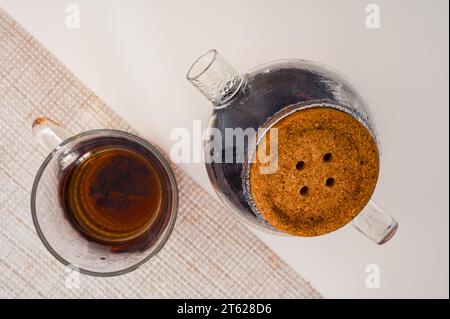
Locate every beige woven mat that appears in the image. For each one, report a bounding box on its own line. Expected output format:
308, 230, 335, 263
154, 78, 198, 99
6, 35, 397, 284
0, 8, 320, 298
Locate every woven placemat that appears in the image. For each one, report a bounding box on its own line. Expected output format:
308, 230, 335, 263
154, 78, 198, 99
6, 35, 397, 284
0, 8, 320, 298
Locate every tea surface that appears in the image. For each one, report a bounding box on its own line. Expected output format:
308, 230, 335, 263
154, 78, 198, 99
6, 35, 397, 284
59, 136, 169, 251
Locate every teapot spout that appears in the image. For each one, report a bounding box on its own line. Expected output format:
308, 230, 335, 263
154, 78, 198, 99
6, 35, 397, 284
187, 49, 244, 107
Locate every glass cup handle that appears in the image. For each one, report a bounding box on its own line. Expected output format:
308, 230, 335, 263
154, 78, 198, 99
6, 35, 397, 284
352, 200, 398, 244
32, 117, 70, 153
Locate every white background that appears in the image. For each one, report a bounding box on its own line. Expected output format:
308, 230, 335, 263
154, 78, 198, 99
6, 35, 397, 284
1, 0, 448, 298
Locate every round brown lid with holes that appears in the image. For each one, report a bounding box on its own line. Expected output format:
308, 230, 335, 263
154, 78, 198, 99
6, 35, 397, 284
249, 107, 379, 236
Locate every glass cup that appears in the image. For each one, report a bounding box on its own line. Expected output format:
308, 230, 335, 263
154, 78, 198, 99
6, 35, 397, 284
31, 118, 178, 276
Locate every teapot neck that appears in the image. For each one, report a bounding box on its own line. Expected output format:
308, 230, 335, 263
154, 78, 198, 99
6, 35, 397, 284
187, 50, 244, 107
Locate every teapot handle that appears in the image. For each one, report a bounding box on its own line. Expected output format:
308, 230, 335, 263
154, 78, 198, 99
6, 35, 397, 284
352, 200, 398, 244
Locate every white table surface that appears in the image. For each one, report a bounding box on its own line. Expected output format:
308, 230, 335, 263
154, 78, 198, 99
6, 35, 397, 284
1, 0, 448, 298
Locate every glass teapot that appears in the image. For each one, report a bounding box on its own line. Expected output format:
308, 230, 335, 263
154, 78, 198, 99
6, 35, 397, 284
187, 49, 397, 244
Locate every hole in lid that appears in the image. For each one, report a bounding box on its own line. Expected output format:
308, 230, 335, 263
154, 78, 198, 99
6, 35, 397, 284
296, 161, 305, 170
325, 177, 335, 187
323, 153, 333, 162
300, 186, 309, 196
100, 257, 106, 260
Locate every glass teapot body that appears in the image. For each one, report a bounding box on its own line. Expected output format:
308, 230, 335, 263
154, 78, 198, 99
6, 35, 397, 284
206, 57, 379, 230
187, 50, 396, 244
